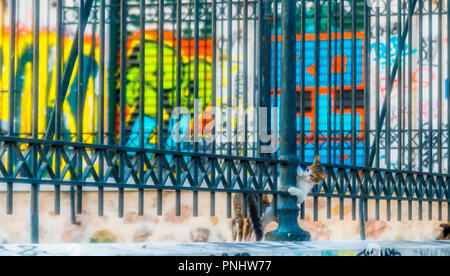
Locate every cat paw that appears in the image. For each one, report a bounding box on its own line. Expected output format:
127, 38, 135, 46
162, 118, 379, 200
288, 187, 296, 195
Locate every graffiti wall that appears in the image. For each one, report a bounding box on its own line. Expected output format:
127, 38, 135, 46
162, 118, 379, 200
0, 0, 449, 173
368, 1, 450, 172
122, 31, 213, 150
0, 31, 101, 143
0, 0, 364, 166
272, 32, 365, 165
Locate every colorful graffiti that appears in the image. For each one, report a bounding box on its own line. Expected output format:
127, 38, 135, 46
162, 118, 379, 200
0, 30, 101, 143
0, 28, 365, 165
0, 29, 213, 150
122, 31, 212, 150
272, 32, 366, 165
370, 36, 417, 68
272, 33, 365, 91
0, 1, 369, 167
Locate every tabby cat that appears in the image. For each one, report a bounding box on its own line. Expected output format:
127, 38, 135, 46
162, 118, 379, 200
232, 156, 327, 241
232, 192, 271, 242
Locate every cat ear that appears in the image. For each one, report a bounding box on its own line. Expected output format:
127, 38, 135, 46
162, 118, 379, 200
320, 171, 328, 179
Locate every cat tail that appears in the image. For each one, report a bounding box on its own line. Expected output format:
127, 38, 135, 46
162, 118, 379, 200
247, 194, 264, 241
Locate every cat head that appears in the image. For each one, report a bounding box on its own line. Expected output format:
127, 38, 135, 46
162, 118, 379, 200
303, 156, 327, 184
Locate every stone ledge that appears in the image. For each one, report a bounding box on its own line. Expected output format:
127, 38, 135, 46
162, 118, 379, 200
0, 241, 449, 256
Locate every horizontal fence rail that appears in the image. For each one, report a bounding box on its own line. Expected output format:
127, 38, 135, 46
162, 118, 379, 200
0, 0, 448, 243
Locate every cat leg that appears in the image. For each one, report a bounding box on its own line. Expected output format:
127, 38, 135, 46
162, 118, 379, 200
244, 218, 252, 241
288, 187, 308, 204
238, 218, 245, 241
231, 218, 239, 241
288, 187, 302, 197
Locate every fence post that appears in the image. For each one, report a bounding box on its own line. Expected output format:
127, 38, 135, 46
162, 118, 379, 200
31, 0, 40, 244
107, 0, 120, 146
265, 0, 311, 242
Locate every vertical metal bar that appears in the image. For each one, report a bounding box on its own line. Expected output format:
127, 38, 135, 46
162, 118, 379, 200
219, 0, 224, 156
313, 0, 320, 223
156, 0, 165, 216
351, 0, 357, 222
235, 0, 240, 158
260, 0, 271, 157
158, 0, 165, 149
257, 166, 262, 217
192, 0, 200, 217
333, 0, 337, 166
69, 1, 78, 223
437, 0, 443, 221
418, 0, 423, 221
386, 0, 391, 222
273, 0, 279, 217
273, 0, 278, 117
428, 0, 433, 175
326, 0, 332, 220
210, 0, 217, 217
209, 0, 217, 217
243, 0, 249, 218
428, 0, 434, 221
98, 0, 105, 217
339, 0, 344, 220
54, 0, 63, 216
7, 0, 16, 215
138, 0, 145, 217
257, 0, 262, 157
396, 0, 402, 222
31, 0, 40, 244
76, 0, 85, 215
91, 1, 97, 137
265, 0, 310, 242
299, 0, 306, 220
107, 0, 120, 146
313, 0, 320, 156
407, 0, 413, 221
175, 0, 182, 217
261, 0, 272, 217
300, 0, 305, 165
361, 0, 370, 238
375, 0, 380, 220
226, 0, 232, 219
118, 0, 127, 218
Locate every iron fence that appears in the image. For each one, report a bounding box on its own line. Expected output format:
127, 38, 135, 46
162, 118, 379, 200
0, 0, 448, 243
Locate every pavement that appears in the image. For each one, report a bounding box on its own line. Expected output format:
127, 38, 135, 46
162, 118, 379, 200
0, 240, 449, 256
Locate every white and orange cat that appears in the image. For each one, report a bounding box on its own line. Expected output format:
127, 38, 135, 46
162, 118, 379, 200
232, 156, 327, 241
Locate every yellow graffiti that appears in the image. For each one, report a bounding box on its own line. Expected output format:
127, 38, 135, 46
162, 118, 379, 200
338, 250, 356, 256
0, 30, 101, 144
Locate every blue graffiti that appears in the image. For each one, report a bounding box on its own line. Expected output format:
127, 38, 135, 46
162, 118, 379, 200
370, 36, 417, 66
271, 35, 365, 89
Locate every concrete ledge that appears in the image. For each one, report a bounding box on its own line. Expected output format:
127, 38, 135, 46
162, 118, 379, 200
0, 241, 449, 256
